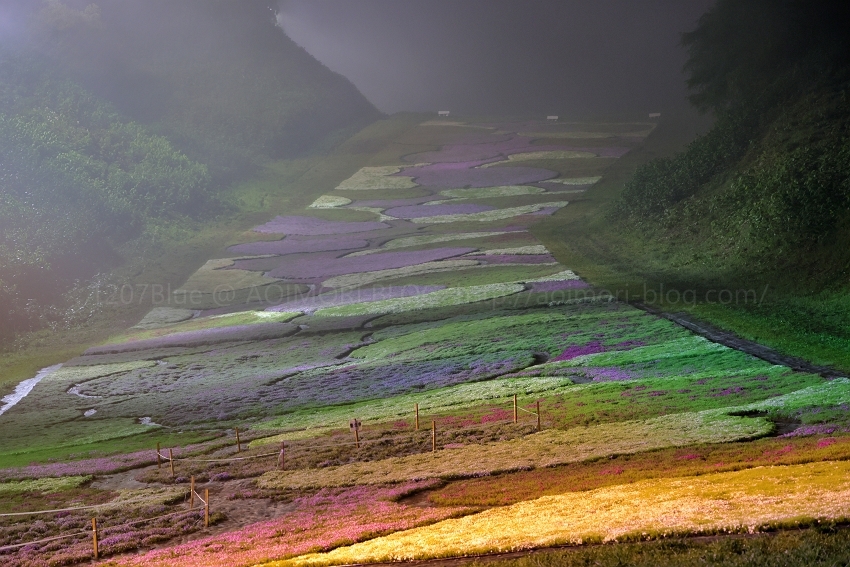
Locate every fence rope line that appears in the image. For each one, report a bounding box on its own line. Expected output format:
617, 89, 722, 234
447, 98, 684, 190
0, 530, 88, 552
0, 506, 204, 554
0, 495, 173, 518
517, 406, 539, 416
192, 490, 207, 506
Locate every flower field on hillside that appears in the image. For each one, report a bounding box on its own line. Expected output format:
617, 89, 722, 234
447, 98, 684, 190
3, 118, 847, 567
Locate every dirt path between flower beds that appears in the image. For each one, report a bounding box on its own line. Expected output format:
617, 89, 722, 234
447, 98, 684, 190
632, 302, 847, 379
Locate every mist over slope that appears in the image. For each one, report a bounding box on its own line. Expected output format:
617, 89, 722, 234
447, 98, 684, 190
0, 0, 380, 343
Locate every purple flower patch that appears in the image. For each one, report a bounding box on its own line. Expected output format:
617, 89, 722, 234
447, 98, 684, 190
552, 341, 605, 362
265, 247, 477, 279
228, 238, 369, 256
586, 367, 633, 381
253, 216, 389, 235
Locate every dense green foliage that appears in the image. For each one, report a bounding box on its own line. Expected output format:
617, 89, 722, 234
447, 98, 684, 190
0, 0, 379, 342
614, 0, 850, 285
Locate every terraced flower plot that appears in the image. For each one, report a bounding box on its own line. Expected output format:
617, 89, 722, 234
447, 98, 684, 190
2, 118, 846, 567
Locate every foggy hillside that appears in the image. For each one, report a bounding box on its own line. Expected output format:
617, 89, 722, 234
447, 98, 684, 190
0, 0, 380, 343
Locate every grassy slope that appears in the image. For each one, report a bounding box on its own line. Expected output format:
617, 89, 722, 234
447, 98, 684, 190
532, 109, 850, 373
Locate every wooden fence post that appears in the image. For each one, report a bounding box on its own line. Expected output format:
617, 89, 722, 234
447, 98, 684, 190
91, 517, 99, 559
513, 394, 518, 424
169, 448, 175, 479
415, 403, 420, 431
431, 420, 436, 452
190, 476, 195, 509
156, 442, 161, 469
204, 488, 210, 528
278, 441, 285, 470
536, 400, 541, 431
354, 427, 360, 448
235, 428, 241, 453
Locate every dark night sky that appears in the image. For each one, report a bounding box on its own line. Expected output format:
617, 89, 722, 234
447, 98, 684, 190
277, 0, 716, 118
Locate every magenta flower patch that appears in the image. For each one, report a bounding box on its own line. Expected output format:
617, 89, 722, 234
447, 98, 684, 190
385, 204, 495, 219
266, 248, 477, 279
552, 341, 605, 362
228, 237, 369, 256
253, 216, 389, 235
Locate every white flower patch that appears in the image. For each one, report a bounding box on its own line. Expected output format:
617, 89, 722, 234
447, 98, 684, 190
470, 245, 550, 256
541, 176, 602, 185
335, 166, 419, 191
410, 202, 570, 224
347, 206, 397, 222
478, 150, 597, 168
346, 231, 513, 256
526, 269, 581, 282
323, 260, 481, 289
315, 283, 525, 316
174, 257, 283, 294
308, 195, 352, 208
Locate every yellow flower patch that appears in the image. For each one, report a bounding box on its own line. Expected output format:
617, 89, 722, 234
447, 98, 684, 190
280, 460, 850, 566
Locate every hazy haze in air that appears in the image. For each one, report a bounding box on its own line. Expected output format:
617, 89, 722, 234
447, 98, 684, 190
277, 0, 716, 117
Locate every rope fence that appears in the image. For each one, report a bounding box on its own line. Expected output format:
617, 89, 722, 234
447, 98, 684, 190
0, 489, 206, 559
2, 392, 543, 560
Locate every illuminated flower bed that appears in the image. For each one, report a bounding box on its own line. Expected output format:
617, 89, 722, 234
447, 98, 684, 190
100, 482, 470, 567
283, 460, 850, 565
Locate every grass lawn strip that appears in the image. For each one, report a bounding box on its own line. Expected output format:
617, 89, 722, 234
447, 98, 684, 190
313, 283, 525, 317
346, 231, 516, 256
478, 150, 599, 167
409, 202, 570, 224
256, 409, 772, 489
321, 260, 480, 289
105, 311, 302, 345
279, 460, 850, 566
